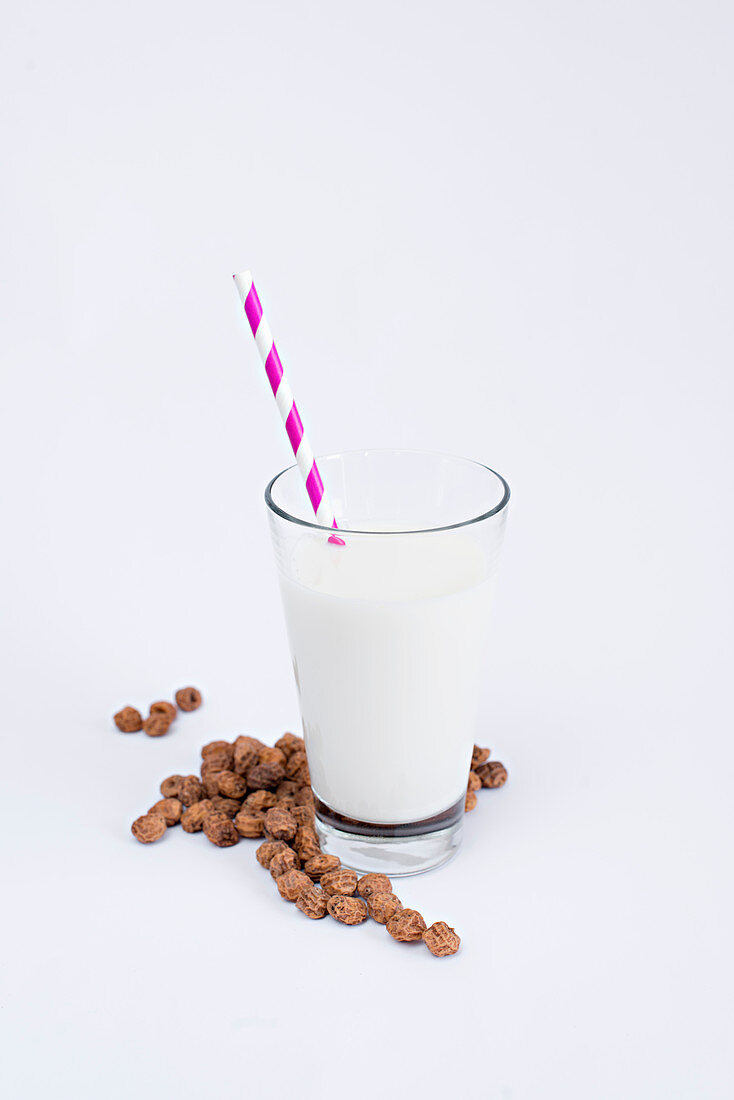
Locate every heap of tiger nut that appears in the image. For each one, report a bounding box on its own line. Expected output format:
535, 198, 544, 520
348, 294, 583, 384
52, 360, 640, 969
128, 716, 508, 958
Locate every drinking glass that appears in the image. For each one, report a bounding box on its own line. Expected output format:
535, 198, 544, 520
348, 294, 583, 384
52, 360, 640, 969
266, 449, 509, 875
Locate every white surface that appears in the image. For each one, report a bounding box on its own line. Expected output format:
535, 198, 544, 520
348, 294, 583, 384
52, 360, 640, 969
280, 531, 492, 823
1, 1, 733, 1097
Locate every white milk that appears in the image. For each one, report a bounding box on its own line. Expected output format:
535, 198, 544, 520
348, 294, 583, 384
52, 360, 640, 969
278, 532, 492, 824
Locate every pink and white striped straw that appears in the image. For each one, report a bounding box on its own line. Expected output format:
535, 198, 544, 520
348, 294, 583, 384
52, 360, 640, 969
233, 271, 342, 539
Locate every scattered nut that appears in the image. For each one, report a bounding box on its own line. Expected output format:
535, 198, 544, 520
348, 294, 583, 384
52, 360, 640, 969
114, 706, 143, 733
201, 746, 234, 772
148, 798, 182, 826
203, 812, 239, 847
276, 780, 302, 799
277, 869, 312, 901
131, 813, 167, 843
285, 751, 308, 780
247, 762, 286, 790
304, 854, 341, 881
290, 805, 315, 828
244, 790, 278, 813
476, 761, 508, 788
321, 869, 359, 897
175, 686, 202, 712
181, 800, 214, 832
386, 909, 427, 942
209, 796, 242, 818
150, 701, 177, 722
423, 922, 461, 957
233, 736, 262, 775
294, 826, 321, 861
143, 714, 172, 738
274, 732, 304, 758
296, 884, 328, 919
258, 746, 287, 767
465, 790, 478, 812
366, 892, 403, 925
234, 809, 266, 838
467, 771, 481, 792
326, 896, 368, 925
201, 740, 232, 759
269, 848, 300, 878
357, 873, 392, 900
160, 774, 184, 798
179, 775, 205, 806
264, 806, 298, 842
472, 745, 491, 768
256, 839, 291, 868
217, 771, 248, 799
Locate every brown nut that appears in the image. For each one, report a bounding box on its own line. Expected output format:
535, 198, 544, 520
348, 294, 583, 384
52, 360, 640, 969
296, 884, 328, 919
201, 746, 235, 772
276, 780, 301, 799
233, 736, 262, 776
285, 751, 308, 780
467, 770, 482, 792
160, 774, 183, 798
465, 790, 478, 812
321, 869, 359, 897
476, 761, 508, 788
209, 796, 241, 818
357, 873, 392, 900
294, 826, 321, 861
264, 806, 298, 842
304, 854, 341, 882
472, 745, 491, 768
366, 892, 403, 925
234, 809, 266, 838
114, 706, 143, 733
175, 686, 202, 712
274, 732, 305, 758
423, 921, 461, 957
150, 701, 177, 722
290, 804, 315, 828
269, 848, 300, 879
142, 714, 172, 738
247, 762, 286, 790
178, 775, 204, 806
256, 839, 291, 868
217, 771, 248, 799
181, 799, 214, 832
326, 895, 368, 925
201, 740, 233, 759
148, 798, 182, 826
386, 908, 427, 942
258, 746, 287, 767
203, 812, 239, 847
294, 788, 315, 809
131, 813, 167, 843
244, 790, 278, 813
277, 869, 312, 902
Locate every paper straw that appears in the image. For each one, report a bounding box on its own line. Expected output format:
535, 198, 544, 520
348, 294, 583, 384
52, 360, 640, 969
233, 271, 343, 542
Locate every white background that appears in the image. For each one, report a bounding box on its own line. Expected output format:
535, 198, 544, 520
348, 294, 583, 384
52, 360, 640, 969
2, 1, 733, 1097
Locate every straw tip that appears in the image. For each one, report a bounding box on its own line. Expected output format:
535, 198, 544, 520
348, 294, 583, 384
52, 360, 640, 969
232, 270, 253, 304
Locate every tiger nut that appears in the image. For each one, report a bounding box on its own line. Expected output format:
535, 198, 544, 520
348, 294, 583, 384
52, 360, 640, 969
160, 774, 183, 798
357, 873, 392, 900
386, 909, 427, 942
131, 813, 167, 843
326, 895, 368, 925
217, 771, 248, 799
179, 775, 205, 806
472, 745, 491, 768
274, 732, 304, 758
114, 706, 143, 733
465, 790, 478, 812
296, 884, 328, 919
209, 796, 242, 818
290, 805, 315, 828
181, 799, 214, 832
256, 839, 291, 868
320, 869, 359, 897
247, 762, 286, 790
148, 798, 182, 826
269, 848, 300, 878
244, 790, 278, 813
467, 771, 481, 792
294, 788, 315, 809
264, 806, 298, 842
294, 826, 321, 861
258, 746, 287, 767
476, 761, 508, 788
277, 869, 312, 901
304, 854, 340, 881
233, 736, 261, 776
285, 751, 308, 780
175, 686, 202, 712
201, 740, 233, 759
423, 921, 461, 957
150, 701, 177, 722
366, 892, 403, 925
234, 809, 265, 838
203, 812, 239, 847
143, 714, 172, 738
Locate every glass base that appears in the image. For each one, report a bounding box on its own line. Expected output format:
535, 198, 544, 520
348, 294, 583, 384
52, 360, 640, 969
313, 796, 464, 876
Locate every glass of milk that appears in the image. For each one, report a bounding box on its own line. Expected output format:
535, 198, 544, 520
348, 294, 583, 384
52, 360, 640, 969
266, 449, 509, 875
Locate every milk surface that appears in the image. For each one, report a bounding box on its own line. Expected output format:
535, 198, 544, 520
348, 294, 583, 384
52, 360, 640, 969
278, 531, 492, 824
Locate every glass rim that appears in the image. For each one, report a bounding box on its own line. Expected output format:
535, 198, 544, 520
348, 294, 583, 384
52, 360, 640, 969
264, 448, 511, 535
